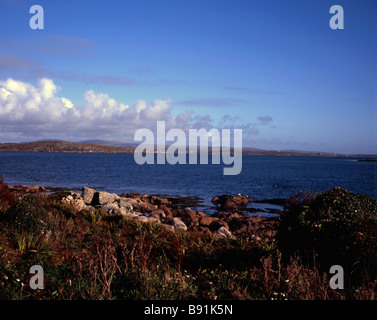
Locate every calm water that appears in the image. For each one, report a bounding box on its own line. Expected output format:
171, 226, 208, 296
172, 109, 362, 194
0, 152, 376, 207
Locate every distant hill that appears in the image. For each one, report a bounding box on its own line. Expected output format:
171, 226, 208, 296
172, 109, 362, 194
79, 140, 139, 149
0, 140, 375, 158
0, 141, 134, 153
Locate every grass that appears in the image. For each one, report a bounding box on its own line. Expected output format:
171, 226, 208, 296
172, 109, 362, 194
0, 177, 376, 300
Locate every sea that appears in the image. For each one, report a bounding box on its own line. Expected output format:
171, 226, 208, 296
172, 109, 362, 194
0, 152, 376, 215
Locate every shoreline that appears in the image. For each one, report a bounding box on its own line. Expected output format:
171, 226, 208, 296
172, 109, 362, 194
6, 182, 286, 217
4, 182, 284, 242
1, 141, 376, 158
2, 179, 377, 300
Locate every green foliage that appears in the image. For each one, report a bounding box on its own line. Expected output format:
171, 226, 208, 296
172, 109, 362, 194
0, 177, 16, 215
1, 186, 377, 300
7, 196, 46, 234
279, 187, 377, 285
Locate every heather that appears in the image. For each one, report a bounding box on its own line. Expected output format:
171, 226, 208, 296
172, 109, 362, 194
0, 177, 376, 300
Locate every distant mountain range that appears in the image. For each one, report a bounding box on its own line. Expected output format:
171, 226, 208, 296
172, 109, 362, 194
0, 140, 375, 158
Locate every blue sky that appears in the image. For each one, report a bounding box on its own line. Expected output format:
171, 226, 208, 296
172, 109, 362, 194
0, 0, 376, 154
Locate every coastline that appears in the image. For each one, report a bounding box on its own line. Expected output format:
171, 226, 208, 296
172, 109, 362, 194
2, 179, 377, 300
1, 140, 376, 158
4, 182, 283, 242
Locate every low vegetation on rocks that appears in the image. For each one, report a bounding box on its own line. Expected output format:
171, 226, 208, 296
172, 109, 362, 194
0, 176, 376, 300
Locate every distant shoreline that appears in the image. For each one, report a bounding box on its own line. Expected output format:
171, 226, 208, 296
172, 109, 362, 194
1, 140, 376, 158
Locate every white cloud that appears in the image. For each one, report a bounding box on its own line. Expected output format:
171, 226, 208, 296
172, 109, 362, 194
61, 97, 74, 109
0, 77, 269, 143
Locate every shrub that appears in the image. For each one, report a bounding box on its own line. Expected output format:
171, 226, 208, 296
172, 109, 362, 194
7, 195, 46, 234
278, 187, 377, 286
0, 176, 16, 214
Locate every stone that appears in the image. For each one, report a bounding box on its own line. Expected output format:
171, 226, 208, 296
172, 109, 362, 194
162, 224, 175, 232
250, 235, 261, 242
211, 194, 252, 212
172, 217, 187, 234
199, 216, 217, 227
71, 199, 86, 211
102, 203, 120, 213
177, 208, 199, 228
150, 209, 165, 219
118, 198, 134, 211
215, 226, 234, 240
131, 199, 158, 213
196, 211, 206, 218
94, 191, 117, 205
209, 219, 229, 231
136, 216, 150, 223
25, 186, 40, 193
121, 211, 139, 219
82, 187, 96, 204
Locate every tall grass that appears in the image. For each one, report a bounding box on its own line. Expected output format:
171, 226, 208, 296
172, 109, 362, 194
0, 179, 376, 300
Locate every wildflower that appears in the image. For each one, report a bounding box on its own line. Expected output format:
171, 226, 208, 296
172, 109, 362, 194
4, 275, 8, 280
214, 296, 218, 300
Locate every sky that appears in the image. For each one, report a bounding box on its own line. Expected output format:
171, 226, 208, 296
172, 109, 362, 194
0, 0, 376, 154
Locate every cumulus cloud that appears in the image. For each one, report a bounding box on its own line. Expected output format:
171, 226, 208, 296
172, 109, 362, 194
0, 78, 176, 140
0, 78, 75, 125
0, 78, 273, 143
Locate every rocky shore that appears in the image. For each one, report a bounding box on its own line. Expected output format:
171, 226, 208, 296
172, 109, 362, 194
5, 184, 284, 243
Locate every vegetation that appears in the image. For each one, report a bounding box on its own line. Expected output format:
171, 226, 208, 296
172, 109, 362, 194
0, 141, 134, 153
0, 177, 376, 300
279, 187, 377, 293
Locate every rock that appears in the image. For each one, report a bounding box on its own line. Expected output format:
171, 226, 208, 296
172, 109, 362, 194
150, 209, 165, 219
211, 194, 252, 212
71, 199, 86, 211
177, 208, 199, 228
112, 193, 121, 202
118, 198, 134, 211
147, 217, 160, 224
249, 235, 261, 242
121, 211, 139, 219
199, 226, 211, 235
215, 226, 234, 240
101, 203, 120, 214
136, 216, 150, 223
172, 217, 187, 234
209, 219, 229, 232
199, 216, 217, 227
134, 215, 160, 224
82, 187, 96, 204
150, 195, 170, 206
196, 211, 206, 218
25, 186, 40, 193
93, 191, 117, 205
162, 224, 175, 232
131, 200, 158, 213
